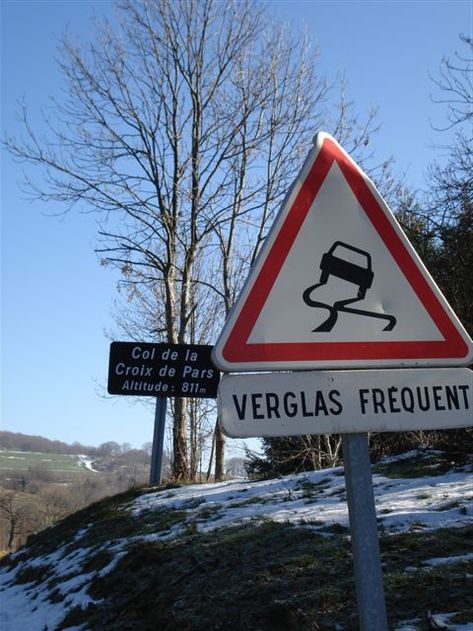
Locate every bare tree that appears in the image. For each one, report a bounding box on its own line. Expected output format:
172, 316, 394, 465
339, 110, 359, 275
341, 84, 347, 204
0, 491, 35, 551
372, 34, 473, 461
245, 434, 344, 478
36, 487, 78, 529
5, 0, 380, 481
430, 34, 472, 135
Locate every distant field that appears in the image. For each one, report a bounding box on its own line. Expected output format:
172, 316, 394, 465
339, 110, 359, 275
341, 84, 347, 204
0, 450, 92, 474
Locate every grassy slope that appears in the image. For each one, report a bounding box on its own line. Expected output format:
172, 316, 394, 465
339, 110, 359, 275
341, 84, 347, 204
0, 450, 90, 473
1, 452, 472, 631
61, 523, 473, 631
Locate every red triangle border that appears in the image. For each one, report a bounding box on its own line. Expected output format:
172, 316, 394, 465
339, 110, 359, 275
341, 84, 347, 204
222, 138, 469, 365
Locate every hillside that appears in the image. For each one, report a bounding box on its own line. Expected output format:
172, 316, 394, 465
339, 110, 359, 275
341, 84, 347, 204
0, 432, 155, 552
0, 450, 97, 475
0, 449, 472, 631
0, 431, 153, 484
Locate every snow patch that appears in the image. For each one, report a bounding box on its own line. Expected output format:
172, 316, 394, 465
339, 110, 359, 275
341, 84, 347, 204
76, 455, 98, 472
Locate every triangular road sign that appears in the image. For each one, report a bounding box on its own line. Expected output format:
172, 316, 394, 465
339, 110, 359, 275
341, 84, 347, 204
213, 132, 473, 371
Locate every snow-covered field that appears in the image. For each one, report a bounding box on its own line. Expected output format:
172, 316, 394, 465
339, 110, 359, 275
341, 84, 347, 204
0, 450, 472, 630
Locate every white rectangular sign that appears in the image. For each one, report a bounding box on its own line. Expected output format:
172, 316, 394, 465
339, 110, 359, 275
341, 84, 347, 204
218, 368, 472, 437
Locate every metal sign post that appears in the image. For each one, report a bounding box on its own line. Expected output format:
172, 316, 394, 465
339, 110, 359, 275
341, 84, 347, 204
342, 433, 388, 631
149, 396, 168, 486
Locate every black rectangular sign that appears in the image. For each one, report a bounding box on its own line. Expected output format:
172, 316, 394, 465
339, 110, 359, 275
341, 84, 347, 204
108, 342, 220, 398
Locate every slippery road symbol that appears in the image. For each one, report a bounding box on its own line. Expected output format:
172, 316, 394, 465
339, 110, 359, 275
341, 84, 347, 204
302, 241, 397, 332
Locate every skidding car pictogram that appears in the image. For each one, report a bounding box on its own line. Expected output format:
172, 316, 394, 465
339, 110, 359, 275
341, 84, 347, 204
302, 241, 397, 332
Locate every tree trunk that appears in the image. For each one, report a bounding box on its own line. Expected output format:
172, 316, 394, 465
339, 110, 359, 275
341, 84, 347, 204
214, 421, 226, 481
172, 397, 188, 481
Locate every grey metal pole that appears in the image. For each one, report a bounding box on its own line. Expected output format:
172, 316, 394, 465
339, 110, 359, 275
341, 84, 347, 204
342, 432, 388, 631
149, 397, 167, 486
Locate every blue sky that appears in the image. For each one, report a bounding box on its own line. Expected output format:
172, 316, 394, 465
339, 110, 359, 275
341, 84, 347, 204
1, 1, 471, 450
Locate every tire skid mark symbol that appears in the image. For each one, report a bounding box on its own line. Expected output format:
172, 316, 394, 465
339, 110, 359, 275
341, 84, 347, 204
303, 241, 397, 332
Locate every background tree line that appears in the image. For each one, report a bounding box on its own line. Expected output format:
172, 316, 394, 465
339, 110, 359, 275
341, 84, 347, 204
0, 431, 134, 457
0, 431, 156, 462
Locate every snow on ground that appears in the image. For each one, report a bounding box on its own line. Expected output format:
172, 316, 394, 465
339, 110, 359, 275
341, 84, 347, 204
0, 540, 125, 631
396, 616, 473, 631
422, 552, 473, 567
0, 451, 472, 631
130, 462, 473, 537
76, 455, 98, 472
